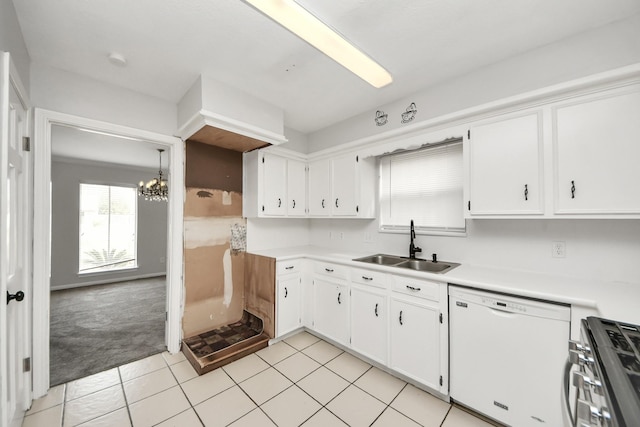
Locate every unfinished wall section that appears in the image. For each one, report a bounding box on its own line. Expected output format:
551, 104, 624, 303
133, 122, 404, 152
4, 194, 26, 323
183, 141, 246, 338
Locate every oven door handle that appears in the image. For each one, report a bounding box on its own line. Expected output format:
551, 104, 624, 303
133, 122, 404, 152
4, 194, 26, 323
563, 357, 577, 427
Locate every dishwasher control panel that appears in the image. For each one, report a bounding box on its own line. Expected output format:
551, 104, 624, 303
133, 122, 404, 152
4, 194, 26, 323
481, 297, 527, 313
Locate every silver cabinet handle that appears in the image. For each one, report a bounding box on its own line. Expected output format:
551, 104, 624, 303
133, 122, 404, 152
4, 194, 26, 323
374, 303, 378, 317
285, 266, 294, 270
362, 276, 373, 281
292, 199, 296, 208
335, 198, 339, 208
278, 198, 282, 207
337, 292, 341, 304
406, 285, 421, 291
321, 199, 325, 208
524, 184, 528, 201
284, 287, 288, 298
399, 310, 403, 325
325, 268, 334, 273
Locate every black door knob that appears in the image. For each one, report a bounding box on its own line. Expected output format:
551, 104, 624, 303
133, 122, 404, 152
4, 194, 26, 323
7, 291, 24, 305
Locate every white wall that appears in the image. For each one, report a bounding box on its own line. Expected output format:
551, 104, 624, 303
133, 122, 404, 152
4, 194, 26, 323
246, 218, 310, 252
309, 218, 640, 285
30, 62, 177, 135
308, 14, 640, 152
281, 127, 309, 154
0, 0, 30, 91
51, 159, 168, 289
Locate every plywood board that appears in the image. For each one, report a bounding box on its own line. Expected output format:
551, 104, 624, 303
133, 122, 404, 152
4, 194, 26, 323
244, 253, 276, 338
188, 125, 270, 153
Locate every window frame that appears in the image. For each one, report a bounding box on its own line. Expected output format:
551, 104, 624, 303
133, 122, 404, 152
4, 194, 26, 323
378, 139, 466, 237
78, 181, 139, 275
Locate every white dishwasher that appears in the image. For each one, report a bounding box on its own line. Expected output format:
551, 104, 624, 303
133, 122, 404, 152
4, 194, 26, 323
449, 285, 570, 427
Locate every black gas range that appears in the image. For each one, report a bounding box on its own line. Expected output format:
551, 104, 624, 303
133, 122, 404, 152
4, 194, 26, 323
566, 317, 640, 427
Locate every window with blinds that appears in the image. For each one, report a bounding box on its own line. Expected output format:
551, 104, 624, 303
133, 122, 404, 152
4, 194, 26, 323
379, 140, 465, 234
79, 183, 137, 274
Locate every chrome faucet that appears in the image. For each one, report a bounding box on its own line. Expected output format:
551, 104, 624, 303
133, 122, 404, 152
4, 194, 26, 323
409, 220, 422, 259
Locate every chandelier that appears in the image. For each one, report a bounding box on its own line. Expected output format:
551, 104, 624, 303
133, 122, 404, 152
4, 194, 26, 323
138, 149, 168, 202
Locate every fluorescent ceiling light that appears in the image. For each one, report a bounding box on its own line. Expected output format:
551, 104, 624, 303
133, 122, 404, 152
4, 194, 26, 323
245, 0, 393, 88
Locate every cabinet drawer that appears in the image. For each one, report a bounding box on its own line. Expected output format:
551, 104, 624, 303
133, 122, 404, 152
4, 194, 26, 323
277, 260, 301, 275
351, 268, 388, 288
392, 275, 440, 302
314, 262, 348, 279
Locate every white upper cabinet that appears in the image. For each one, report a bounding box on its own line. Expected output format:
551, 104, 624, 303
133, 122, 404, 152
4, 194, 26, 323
467, 112, 544, 216
331, 154, 359, 215
287, 159, 307, 216
308, 154, 376, 218
243, 150, 307, 218
553, 86, 640, 215
308, 159, 331, 216
262, 153, 287, 216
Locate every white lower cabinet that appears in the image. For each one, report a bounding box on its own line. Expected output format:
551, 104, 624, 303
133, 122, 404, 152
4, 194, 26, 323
276, 273, 301, 337
313, 278, 350, 345
350, 286, 387, 365
389, 296, 443, 392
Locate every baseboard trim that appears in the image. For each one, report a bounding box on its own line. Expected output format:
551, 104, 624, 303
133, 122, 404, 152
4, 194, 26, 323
51, 272, 166, 291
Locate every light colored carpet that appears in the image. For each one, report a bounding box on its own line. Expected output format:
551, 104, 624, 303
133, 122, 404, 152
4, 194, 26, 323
50, 276, 166, 386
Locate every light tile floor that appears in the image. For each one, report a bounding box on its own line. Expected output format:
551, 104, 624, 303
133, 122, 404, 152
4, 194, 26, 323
23, 332, 498, 427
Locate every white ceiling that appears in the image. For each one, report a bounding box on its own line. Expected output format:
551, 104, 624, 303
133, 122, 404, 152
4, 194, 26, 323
51, 125, 168, 170
13, 0, 640, 134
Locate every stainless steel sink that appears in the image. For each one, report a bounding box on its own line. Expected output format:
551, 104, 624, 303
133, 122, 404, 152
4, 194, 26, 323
395, 259, 460, 273
353, 254, 460, 274
352, 254, 406, 266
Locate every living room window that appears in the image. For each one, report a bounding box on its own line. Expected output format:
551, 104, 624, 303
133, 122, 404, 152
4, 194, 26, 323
379, 139, 465, 235
79, 183, 137, 274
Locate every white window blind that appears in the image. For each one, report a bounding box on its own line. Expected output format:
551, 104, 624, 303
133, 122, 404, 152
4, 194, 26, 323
79, 183, 137, 273
379, 141, 465, 233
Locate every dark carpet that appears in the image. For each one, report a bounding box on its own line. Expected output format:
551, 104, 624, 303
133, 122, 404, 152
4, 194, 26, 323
50, 276, 167, 386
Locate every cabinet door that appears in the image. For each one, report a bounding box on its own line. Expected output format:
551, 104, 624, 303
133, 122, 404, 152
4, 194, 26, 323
389, 297, 441, 390
277, 274, 301, 337
262, 153, 287, 215
287, 159, 307, 216
468, 113, 543, 215
313, 278, 349, 345
331, 154, 358, 216
351, 287, 387, 365
554, 88, 640, 214
308, 159, 331, 216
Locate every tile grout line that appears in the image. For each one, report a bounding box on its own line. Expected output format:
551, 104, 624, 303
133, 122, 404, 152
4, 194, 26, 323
117, 366, 134, 427
163, 353, 206, 426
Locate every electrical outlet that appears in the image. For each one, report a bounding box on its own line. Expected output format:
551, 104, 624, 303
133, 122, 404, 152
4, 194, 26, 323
552, 241, 566, 258
363, 232, 375, 243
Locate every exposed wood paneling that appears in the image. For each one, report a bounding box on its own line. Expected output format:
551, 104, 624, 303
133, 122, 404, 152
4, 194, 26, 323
244, 253, 276, 339
188, 125, 270, 154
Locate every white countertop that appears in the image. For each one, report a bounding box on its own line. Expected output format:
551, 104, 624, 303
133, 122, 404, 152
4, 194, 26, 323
249, 245, 640, 327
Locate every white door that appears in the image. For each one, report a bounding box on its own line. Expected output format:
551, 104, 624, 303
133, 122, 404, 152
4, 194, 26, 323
468, 112, 544, 215
261, 153, 287, 215
313, 279, 349, 344
276, 274, 301, 337
1, 52, 32, 427
286, 160, 306, 216
331, 154, 357, 216
350, 287, 386, 365
307, 159, 330, 216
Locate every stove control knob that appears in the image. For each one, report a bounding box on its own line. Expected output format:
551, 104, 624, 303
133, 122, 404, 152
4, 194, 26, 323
569, 340, 591, 354
577, 400, 611, 425
572, 371, 603, 394
570, 349, 595, 366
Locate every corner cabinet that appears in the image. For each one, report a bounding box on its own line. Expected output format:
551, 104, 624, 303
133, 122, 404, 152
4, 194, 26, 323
466, 111, 544, 216
553, 85, 640, 215
243, 150, 307, 218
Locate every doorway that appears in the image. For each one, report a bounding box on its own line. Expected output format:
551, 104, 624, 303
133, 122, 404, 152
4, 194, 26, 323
32, 109, 184, 397
49, 125, 170, 385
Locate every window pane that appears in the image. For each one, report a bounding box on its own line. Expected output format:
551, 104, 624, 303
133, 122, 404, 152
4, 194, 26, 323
79, 183, 137, 273
380, 141, 465, 232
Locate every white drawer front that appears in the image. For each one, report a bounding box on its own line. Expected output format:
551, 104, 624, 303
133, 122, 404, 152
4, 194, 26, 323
314, 262, 348, 279
277, 259, 301, 275
351, 268, 388, 288
392, 275, 440, 302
